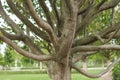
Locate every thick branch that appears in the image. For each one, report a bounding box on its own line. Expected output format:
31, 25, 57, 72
25, 0, 58, 46
98, 0, 120, 12
0, 28, 23, 40
0, 1, 22, 34
0, 35, 54, 61
73, 22, 120, 46
38, 0, 54, 27
76, 0, 119, 36
71, 58, 120, 78
6, 0, 50, 42
72, 45, 120, 53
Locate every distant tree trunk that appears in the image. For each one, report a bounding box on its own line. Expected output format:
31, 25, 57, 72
82, 58, 87, 71
101, 59, 104, 68
107, 59, 111, 66
39, 62, 42, 70
82, 61, 87, 71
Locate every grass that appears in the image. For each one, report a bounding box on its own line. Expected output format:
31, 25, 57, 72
0, 70, 102, 80
0, 73, 99, 80
0, 74, 49, 80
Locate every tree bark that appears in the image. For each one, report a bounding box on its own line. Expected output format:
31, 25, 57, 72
47, 60, 71, 80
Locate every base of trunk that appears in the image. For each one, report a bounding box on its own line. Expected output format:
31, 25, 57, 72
47, 61, 71, 80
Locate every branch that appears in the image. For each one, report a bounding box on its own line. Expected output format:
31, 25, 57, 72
0, 35, 54, 61
38, 0, 54, 27
98, 0, 120, 12
6, 0, 50, 42
95, 0, 106, 8
0, 27, 45, 55
76, 6, 95, 35
72, 45, 120, 53
104, 28, 120, 44
73, 22, 120, 46
94, 33, 104, 43
76, 0, 119, 36
106, 32, 120, 39
77, 0, 86, 8
49, 0, 60, 24
72, 51, 96, 63
23, 35, 45, 55
25, 0, 58, 46
0, 28, 23, 40
0, 1, 22, 34
71, 58, 120, 78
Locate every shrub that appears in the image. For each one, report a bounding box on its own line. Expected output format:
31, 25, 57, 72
112, 62, 120, 80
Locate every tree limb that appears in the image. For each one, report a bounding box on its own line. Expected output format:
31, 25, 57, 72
49, 0, 60, 25
76, 0, 119, 36
23, 35, 45, 55
0, 28, 23, 40
72, 51, 96, 63
6, 0, 50, 42
71, 57, 120, 78
25, 0, 58, 47
73, 22, 120, 46
98, 0, 120, 12
0, 1, 22, 34
104, 28, 120, 44
0, 35, 54, 61
38, 0, 54, 28
72, 45, 120, 53
95, 0, 106, 8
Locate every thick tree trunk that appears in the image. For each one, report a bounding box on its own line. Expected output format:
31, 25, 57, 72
47, 61, 71, 80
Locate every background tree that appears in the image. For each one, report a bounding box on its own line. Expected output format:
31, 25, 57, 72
0, 53, 5, 67
4, 45, 15, 67
0, 0, 120, 80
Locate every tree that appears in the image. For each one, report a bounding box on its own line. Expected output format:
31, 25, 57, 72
4, 45, 15, 66
0, 53, 5, 67
0, 0, 120, 80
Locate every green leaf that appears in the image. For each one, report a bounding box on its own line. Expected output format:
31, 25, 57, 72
0, 31, 3, 36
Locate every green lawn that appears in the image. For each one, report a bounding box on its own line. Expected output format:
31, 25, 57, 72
0, 69, 102, 80
0, 73, 100, 80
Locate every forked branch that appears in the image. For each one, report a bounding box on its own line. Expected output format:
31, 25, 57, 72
6, 0, 50, 42
25, 0, 58, 46
0, 35, 54, 61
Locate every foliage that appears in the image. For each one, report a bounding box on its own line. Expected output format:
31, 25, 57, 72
112, 62, 120, 80
21, 56, 34, 65
0, 54, 5, 66
4, 46, 15, 66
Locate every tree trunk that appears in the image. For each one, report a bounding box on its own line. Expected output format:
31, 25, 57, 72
107, 59, 111, 66
47, 61, 71, 80
101, 59, 104, 68
82, 59, 87, 71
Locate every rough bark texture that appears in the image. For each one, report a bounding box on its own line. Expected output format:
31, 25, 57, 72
0, 0, 120, 80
